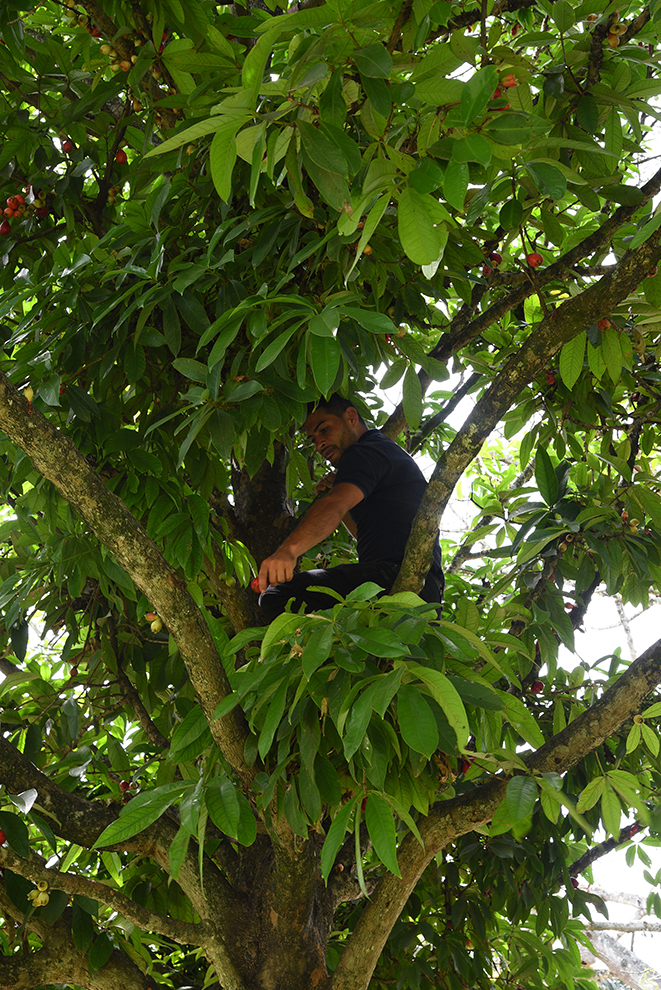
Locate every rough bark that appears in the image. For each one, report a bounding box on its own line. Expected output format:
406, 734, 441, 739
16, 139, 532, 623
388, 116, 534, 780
587, 931, 661, 990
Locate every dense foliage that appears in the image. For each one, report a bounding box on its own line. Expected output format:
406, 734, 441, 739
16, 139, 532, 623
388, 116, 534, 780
2, 0, 661, 988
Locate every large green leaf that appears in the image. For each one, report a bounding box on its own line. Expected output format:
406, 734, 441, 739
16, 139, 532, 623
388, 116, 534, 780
559, 331, 586, 389
93, 783, 191, 847
365, 794, 401, 876
398, 187, 442, 264
397, 684, 439, 758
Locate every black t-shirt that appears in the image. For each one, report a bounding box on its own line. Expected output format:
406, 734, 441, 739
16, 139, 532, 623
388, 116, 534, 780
333, 430, 442, 571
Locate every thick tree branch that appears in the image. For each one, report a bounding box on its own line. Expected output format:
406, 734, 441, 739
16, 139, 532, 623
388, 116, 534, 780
0, 373, 254, 788
569, 821, 644, 876
587, 930, 661, 990
393, 216, 661, 594
333, 633, 661, 990
0, 845, 206, 946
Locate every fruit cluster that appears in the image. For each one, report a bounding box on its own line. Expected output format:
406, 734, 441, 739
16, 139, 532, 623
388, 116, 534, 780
0, 187, 50, 237
28, 880, 50, 907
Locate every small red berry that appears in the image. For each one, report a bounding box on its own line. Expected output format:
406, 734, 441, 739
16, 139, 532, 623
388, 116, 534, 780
489, 252, 502, 265
0, 830, 5, 845
570, 877, 579, 888
545, 371, 555, 385
115, 149, 128, 164
119, 780, 129, 791
493, 87, 503, 98
531, 680, 544, 693
3, 208, 14, 218
62, 139, 74, 153
501, 73, 517, 87
597, 318, 610, 331
6, 196, 18, 210
35, 207, 49, 218
0, 220, 11, 236
482, 264, 492, 277
648, 267, 657, 277
250, 577, 261, 593
527, 252, 543, 267
14, 194, 24, 206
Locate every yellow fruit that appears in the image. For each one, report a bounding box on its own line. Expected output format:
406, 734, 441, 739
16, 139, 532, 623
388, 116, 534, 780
24, 386, 34, 402
151, 617, 163, 633
37, 880, 48, 892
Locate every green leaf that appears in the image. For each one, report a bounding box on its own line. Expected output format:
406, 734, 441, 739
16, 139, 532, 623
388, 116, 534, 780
168, 824, 191, 879
320, 69, 347, 127
302, 622, 334, 679
235, 792, 257, 846
525, 162, 567, 200
93, 783, 189, 847
460, 66, 499, 126
210, 122, 247, 201
255, 324, 300, 371
452, 134, 492, 166
310, 333, 341, 394
535, 446, 559, 507
443, 158, 469, 212
500, 199, 523, 229
408, 666, 469, 749
559, 331, 586, 389
347, 627, 409, 658
299, 121, 350, 212
601, 326, 623, 384
0, 811, 30, 859
552, 0, 575, 32
505, 776, 537, 823
365, 794, 401, 876
601, 785, 622, 838
170, 706, 213, 763
321, 797, 358, 882
398, 187, 442, 265
403, 364, 423, 431
630, 211, 661, 249
397, 684, 439, 758
206, 778, 241, 839
88, 933, 114, 976
354, 43, 392, 78
576, 94, 599, 134
315, 754, 342, 805
340, 307, 396, 334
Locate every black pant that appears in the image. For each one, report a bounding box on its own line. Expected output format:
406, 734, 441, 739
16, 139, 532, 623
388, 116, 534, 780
259, 561, 444, 623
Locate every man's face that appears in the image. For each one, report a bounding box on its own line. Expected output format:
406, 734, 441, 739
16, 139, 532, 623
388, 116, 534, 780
303, 408, 360, 466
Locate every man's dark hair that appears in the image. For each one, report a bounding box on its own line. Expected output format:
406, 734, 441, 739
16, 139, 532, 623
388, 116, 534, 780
306, 393, 367, 426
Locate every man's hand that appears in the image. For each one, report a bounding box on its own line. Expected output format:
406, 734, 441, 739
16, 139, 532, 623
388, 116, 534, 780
257, 547, 298, 593
254, 482, 364, 594
315, 471, 336, 495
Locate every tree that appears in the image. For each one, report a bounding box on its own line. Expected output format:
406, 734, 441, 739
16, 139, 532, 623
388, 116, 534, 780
2, 0, 661, 988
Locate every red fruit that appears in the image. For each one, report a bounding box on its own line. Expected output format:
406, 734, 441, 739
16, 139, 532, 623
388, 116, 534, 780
62, 139, 74, 153
482, 264, 492, 277
526, 252, 543, 267
116, 149, 128, 164
385, 333, 392, 343
0, 220, 11, 236
570, 877, 579, 889
250, 577, 261, 593
119, 780, 129, 791
3, 208, 14, 218
489, 252, 503, 265
59, 386, 66, 394
531, 680, 544, 693
648, 267, 657, 277
597, 318, 610, 331
493, 86, 503, 98
565, 602, 574, 610
461, 759, 472, 775
35, 207, 49, 218
545, 371, 555, 385
6, 196, 18, 209
0, 830, 5, 845
511, 23, 519, 35
631, 392, 640, 402
144, 611, 157, 621
501, 73, 517, 87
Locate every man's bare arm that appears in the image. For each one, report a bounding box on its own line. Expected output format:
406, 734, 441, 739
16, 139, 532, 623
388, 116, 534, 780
315, 472, 357, 538
257, 483, 364, 591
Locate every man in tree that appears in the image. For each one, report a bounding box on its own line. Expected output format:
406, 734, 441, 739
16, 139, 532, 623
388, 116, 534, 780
257, 394, 444, 620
